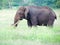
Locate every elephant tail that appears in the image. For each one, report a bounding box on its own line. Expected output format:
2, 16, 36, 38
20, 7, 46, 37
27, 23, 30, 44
53, 12, 57, 19
55, 15, 57, 19
50, 10, 57, 19
48, 7, 57, 19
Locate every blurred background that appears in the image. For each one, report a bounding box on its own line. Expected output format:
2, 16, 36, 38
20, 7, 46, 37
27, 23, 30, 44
0, 0, 60, 9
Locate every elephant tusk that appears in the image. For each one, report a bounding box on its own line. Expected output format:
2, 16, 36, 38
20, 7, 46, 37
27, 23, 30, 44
12, 21, 19, 26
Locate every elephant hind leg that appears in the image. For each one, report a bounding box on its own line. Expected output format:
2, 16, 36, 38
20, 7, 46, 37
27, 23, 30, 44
44, 24, 47, 26
47, 19, 54, 27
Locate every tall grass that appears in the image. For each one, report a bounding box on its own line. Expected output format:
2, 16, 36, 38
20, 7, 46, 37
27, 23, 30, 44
0, 9, 60, 45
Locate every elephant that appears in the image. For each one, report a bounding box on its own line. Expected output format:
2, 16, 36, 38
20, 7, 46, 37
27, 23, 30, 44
12, 6, 57, 27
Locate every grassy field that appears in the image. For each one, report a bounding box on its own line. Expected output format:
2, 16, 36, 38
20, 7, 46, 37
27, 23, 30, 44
0, 9, 60, 45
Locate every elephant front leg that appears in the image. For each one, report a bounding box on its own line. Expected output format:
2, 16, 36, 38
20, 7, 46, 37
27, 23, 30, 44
31, 17, 37, 27
27, 20, 32, 27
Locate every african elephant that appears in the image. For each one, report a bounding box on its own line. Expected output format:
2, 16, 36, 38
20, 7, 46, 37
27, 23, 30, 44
12, 6, 57, 27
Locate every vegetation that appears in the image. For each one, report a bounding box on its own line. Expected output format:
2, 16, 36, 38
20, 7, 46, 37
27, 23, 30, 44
0, 0, 60, 9
0, 8, 60, 45
0, 0, 60, 45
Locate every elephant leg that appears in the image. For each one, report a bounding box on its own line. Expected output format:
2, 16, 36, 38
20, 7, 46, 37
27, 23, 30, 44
47, 19, 54, 27
27, 20, 32, 27
43, 22, 48, 26
37, 20, 42, 26
44, 24, 47, 26
31, 16, 37, 26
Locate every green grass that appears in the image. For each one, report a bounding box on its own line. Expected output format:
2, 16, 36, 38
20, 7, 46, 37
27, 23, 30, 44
0, 9, 60, 45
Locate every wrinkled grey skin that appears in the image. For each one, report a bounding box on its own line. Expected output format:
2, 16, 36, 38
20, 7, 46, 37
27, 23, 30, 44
13, 6, 57, 27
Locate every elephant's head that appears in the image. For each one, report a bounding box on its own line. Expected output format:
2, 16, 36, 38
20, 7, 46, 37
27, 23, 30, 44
17, 7, 26, 20
12, 6, 29, 27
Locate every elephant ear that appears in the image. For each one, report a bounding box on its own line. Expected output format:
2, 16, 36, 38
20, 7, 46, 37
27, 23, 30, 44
25, 7, 29, 19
